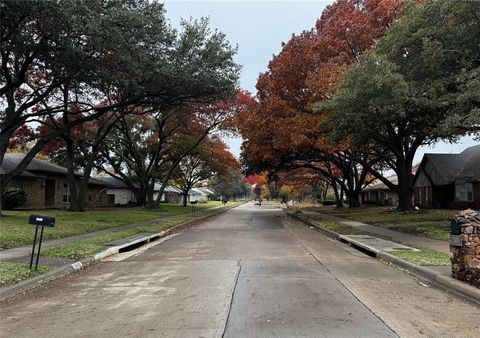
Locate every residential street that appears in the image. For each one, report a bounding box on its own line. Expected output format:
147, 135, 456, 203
0, 202, 478, 338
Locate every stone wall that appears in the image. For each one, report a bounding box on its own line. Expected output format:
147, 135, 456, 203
450, 209, 480, 288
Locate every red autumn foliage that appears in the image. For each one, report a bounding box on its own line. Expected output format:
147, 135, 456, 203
237, 0, 406, 175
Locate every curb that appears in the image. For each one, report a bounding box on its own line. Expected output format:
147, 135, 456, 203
286, 212, 480, 305
0, 202, 243, 301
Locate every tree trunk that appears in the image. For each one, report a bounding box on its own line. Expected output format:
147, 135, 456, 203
146, 182, 155, 208
332, 182, 342, 208
183, 190, 188, 207
396, 166, 414, 211
77, 161, 95, 212
347, 192, 360, 208
135, 189, 147, 206
65, 138, 80, 212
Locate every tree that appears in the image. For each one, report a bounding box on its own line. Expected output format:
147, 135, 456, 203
97, 93, 242, 207
1, 0, 172, 187
1, 0, 241, 210
323, 0, 480, 210
37, 108, 123, 211
172, 136, 239, 206
235, 0, 406, 208
243, 174, 268, 204
212, 172, 249, 201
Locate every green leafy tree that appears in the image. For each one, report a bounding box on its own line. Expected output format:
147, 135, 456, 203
322, 0, 480, 210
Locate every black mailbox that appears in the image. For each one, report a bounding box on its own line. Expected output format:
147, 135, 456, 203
190, 201, 198, 205
29, 214, 55, 227
450, 219, 461, 235
28, 214, 55, 271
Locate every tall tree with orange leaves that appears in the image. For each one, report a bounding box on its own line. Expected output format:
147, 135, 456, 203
172, 136, 239, 207
237, 0, 404, 207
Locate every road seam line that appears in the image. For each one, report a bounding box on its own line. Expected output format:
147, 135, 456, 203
282, 217, 400, 337
221, 259, 242, 338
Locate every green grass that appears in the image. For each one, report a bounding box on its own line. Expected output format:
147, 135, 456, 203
308, 216, 451, 266
308, 218, 368, 236
0, 262, 52, 287
303, 206, 455, 241
0, 202, 224, 249
390, 249, 451, 266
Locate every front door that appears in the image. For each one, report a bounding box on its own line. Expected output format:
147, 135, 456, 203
44, 179, 55, 207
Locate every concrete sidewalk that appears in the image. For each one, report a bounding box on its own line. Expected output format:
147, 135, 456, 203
300, 210, 451, 255
0, 205, 224, 261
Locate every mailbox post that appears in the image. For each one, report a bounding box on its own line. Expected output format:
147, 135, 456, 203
29, 214, 55, 271
190, 201, 198, 216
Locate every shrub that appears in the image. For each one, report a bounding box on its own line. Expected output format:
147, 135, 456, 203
2, 188, 27, 209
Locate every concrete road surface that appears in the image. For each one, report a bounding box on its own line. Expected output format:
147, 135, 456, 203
1, 202, 478, 338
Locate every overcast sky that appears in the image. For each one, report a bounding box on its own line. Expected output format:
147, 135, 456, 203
164, 0, 478, 162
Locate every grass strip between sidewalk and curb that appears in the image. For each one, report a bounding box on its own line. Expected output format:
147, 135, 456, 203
389, 248, 451, 266
40, 217, 191, 259
0, 262, 53, 287
307, 215, 451, 266
41, 204, 242, 259
287, 212, 480, 305
0, 201, 246, 295
0, 202, 225, 249
308, 218, 368, 236
300, 206, 454, 241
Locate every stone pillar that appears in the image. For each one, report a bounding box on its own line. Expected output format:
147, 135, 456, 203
450, 209, 480, 288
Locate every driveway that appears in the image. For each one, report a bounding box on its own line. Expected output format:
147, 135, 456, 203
1, 202, 478, 337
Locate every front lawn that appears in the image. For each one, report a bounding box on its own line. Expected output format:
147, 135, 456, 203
0, 202, 224, 249
303, 206, 455, 241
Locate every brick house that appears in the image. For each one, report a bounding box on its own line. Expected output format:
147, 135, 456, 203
1, 153, 108, 209
413, 145, 480, 209
361, 175, 400, 206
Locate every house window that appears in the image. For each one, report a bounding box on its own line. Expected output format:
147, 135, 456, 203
63, 182, 71, 203
455, 183, 473, 202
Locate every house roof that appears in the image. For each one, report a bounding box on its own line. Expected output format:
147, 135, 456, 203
88, 177, 109, 186
417, 144, 480, 185
94, 176, 134, 189
456, 144, 480, 183
153, 183, 181, 194
197, 187, 215, 195
2, 153, 69, 176
420, 153, 465, 183
363, 175, 398, 192
2, 153, 107, 186
363, 164, 420, 192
